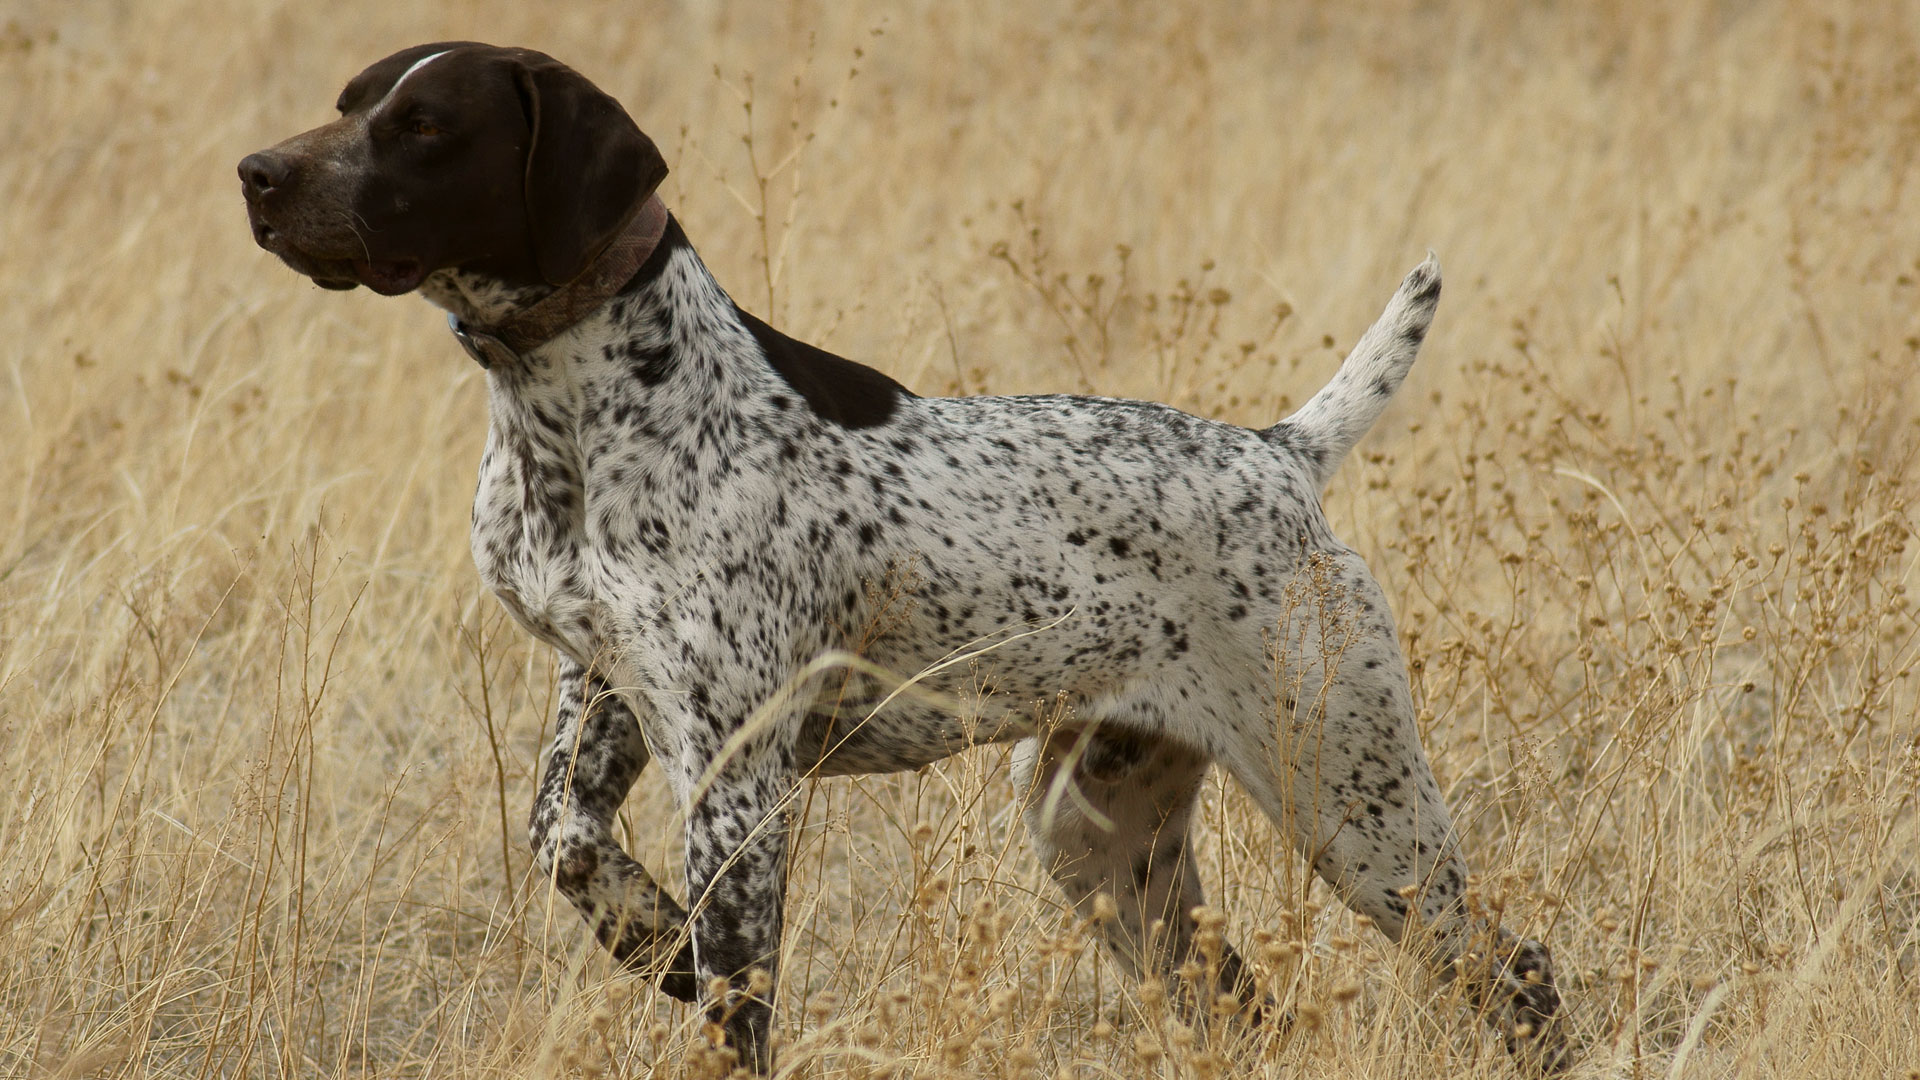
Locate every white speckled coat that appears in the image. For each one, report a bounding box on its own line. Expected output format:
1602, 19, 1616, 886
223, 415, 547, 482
455, 224, 1564, 1072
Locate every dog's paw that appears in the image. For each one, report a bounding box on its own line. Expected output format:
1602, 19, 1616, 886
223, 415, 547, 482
1500, 939, 1574, 1076
610, 929, 701, 1003
657, 953, 701, 1004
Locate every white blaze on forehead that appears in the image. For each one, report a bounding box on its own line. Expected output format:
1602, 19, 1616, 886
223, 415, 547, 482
372, 49, 452, 117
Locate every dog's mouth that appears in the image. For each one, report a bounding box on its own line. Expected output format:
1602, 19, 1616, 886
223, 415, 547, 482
346, 257, 429, 295
249, 214, 429, 295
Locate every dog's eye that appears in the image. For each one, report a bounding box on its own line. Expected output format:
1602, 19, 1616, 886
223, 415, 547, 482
410, 120, 443, 137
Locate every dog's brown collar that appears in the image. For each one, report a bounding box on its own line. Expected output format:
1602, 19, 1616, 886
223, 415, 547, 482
449, 194, 669, 368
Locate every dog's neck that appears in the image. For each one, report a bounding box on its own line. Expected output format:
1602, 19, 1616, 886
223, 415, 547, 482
433, 207, 913, 443
459, 213, 771, 420
420, 195, 670, 353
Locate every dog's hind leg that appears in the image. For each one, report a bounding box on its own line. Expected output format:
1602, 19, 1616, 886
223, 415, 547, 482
528, 658, 698, 1000
1225, 549, 1571, 1073
1013, 727, 1257, 1017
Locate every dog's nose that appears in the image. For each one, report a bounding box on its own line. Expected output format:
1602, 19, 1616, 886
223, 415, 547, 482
238, 152, 289, 199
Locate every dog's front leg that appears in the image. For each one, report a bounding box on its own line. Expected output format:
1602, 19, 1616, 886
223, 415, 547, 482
677, 734, 795, 1074
529, 658, 699, 1000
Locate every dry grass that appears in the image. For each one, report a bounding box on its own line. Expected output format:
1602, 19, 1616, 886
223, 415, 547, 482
4, 0, 1919, 1076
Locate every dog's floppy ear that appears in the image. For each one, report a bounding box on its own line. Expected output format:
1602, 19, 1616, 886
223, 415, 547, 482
512, 54, 668, 285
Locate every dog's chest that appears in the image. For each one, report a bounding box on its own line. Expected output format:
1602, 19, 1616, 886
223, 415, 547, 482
467, 375, 679, 663
469, 436, 592, 661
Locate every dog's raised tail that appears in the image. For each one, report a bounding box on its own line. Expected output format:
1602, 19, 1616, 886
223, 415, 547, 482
1266, 256, 1440, 490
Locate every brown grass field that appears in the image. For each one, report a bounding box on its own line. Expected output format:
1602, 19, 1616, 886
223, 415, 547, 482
4, 0, 1919, 1076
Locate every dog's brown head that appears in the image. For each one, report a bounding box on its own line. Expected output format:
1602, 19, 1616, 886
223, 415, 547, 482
239, 42, 667, 295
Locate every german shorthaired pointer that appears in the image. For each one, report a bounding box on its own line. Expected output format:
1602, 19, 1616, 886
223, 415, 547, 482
239, 42, 1570, 1074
